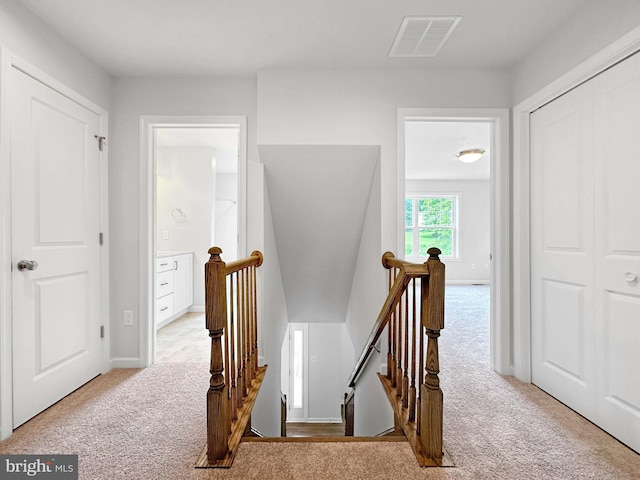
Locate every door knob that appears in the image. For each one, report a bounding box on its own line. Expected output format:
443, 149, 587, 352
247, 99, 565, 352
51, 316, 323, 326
625, 272, 638, 282
17, 260, 38, 271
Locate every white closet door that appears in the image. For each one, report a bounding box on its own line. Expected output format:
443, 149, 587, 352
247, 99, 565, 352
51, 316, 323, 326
531, 51, 640, 454
530, 80, 596, 419
592, 52, 640, 452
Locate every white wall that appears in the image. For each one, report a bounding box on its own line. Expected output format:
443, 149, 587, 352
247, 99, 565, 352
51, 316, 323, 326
0, 1, 112, 109
110, 77, 257, 361
307, 323, 354, 422
345, 157, 383, 355
257, 68, 510, 254
214, 173, 238, 261
251, 171, 289, 436
405, 179, 490, 284
156, 146, 215, 307
511, 0, 640, 105
344, 160, 394, 435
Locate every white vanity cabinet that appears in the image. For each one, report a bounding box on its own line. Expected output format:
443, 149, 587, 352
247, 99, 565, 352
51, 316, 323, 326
155, 252, 193, 329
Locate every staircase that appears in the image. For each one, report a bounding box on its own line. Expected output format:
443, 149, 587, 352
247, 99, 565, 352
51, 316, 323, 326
197, 247, 449, 468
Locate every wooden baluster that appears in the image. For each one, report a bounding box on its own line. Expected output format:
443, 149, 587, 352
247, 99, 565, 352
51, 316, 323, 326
402, 285, 409, 408
409, 278, 417, 422
396, 284, 402, 396
249, 266, 258, 378
419, 248, 445, 461
252, 262, 259, 374
205, 247, 230, 461
248, 265, 255, 376
242, 268, 250, 393
387, 267, 393, 380
235, 271, 244, 409
228, 273, 237, 422
390, 267, 397, 388
417, 279, 424, 435
244, 267, 252, 386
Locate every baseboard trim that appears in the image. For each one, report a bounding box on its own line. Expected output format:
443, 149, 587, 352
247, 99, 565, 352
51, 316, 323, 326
110, 357, 141, 369
189, 306, 205, 313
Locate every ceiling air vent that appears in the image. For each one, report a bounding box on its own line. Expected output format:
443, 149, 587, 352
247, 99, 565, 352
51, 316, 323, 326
389, 16, 461, 58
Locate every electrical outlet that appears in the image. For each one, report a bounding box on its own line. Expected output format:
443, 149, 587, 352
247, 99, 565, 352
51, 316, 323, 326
471, 263, 476, 269
123, 310, 134, 326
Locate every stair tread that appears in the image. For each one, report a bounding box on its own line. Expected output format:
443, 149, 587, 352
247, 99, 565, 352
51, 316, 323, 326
242, 436, 408, 443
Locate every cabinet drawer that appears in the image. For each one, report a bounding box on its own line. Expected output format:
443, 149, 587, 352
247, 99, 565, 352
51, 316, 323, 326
156, 270, 174, 298
156, 293, 174, 323
156, 256, 174, 273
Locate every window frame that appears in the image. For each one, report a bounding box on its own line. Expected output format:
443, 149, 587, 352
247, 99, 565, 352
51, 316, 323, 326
405, 193, 460, 260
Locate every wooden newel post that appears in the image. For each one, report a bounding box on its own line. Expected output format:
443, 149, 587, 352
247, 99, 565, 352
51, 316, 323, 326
419, 247, 445, 461
205, 247, 230, 461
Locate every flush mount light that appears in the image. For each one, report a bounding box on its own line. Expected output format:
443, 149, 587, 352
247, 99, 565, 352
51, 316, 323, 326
456, 148, 485, 163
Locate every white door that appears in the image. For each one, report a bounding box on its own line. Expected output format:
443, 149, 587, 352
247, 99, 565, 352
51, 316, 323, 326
10, 66, 103, 427
531, 51, 640, 453
592, 52, 640, 452
530, 81, 596, 418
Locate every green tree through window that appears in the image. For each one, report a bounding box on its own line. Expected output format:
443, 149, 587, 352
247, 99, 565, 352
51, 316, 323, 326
405, 195, 458, 258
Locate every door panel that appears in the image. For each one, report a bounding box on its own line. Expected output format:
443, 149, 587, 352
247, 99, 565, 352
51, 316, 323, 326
592, 51, 640, 452
10, 66, 102, 427
35, 100, 87, 243
531, 81, 595, 418
37, 273, 89, 371
540, 280, 586, 383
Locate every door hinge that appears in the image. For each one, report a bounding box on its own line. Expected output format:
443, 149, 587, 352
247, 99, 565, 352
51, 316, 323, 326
94, 135, 106, 152
100, 325, 105, 338
99, 232, 104, 245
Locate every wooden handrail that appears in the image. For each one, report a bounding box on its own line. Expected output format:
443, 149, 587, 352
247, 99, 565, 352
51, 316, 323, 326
347, 248, 447, 466
347, 252, 429, 388
225, 250, 263, 275
197, 247, 266, 468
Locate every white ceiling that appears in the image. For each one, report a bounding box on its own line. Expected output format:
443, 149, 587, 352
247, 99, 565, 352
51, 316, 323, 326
156, 127, 239, 174
405, 121, 491, 180
260, 145, 379, 324
17, 0, 590, 77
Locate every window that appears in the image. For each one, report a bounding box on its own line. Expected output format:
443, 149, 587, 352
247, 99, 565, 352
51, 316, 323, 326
405, 195, 459, 259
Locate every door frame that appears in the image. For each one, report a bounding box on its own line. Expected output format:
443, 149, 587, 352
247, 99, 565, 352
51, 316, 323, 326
139, 115, 247, 367
397, 108, 511, 375
512, 25, 640, 382
0, 50, 110, 440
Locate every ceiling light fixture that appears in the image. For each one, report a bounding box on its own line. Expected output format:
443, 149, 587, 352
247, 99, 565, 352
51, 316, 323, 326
456, 148, 485, 163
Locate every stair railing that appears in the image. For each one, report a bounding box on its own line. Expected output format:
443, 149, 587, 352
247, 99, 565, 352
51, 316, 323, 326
197, 247, 266, 468
347, 248, 446, 466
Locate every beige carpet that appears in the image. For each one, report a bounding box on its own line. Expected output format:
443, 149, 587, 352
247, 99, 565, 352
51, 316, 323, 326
1, 286, 639, 479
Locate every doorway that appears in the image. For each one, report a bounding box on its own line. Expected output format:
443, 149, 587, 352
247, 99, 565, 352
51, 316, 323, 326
397, 108, 510, 374
140, 116, 247, 367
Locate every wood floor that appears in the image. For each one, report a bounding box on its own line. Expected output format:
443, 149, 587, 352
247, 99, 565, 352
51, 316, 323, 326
285, 422, 346, 437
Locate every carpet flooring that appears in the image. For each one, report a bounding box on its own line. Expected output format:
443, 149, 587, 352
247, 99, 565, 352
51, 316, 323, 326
1, 285, 638, 479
